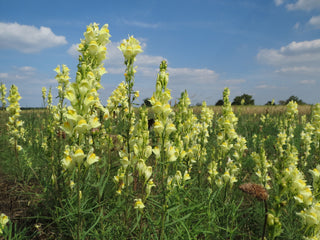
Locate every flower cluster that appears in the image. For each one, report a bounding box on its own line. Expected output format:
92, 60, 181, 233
283, 164, 313, 206
251, 146, 271, 189
42, 87, 46, 106
59, 23, 111, 172
106, 82, 129, 120
0, 83, 6, 109
7, 84, 25, 151
311, 103, 320, 149
197, 101, 214, 164
301, 122, 314, 163
149, 61, 184, 192
208, 87, 246, 188
113, 36, 151, 211
118, 35, 143, 62
173, 91, 198, 179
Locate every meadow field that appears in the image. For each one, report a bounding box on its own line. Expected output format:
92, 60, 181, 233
1, 23, 320, 240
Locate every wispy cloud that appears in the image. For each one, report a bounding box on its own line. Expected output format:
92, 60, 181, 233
300, 79, 316, 84
276, 66, 320, 74
121, 19, 160, 29
286, 0, 320, 11
0, 73, 9, 79
0, 22, 67, 53
255, 84, 277, 89
274, 0, 285, 6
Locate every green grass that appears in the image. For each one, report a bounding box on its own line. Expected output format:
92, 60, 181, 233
0, 106, 318, 240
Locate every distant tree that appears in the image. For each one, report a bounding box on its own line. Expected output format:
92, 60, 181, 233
195, 102, 202, 107
278, 95, 306, 105
265, 100, 276, 106
215, 99, 224, 106
232, 94, 255, 105
141, 98, 152, 107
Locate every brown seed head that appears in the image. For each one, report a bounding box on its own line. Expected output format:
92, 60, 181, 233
239, 183, 268, 201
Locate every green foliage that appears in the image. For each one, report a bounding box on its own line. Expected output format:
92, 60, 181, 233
232, 94, 255, 105
215, 99, 224, 106
279, 95, 307, 105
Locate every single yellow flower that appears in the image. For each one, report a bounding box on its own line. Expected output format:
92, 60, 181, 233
134, 198, 145, 209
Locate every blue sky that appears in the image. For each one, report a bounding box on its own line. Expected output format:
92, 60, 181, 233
1, 0, 320, 107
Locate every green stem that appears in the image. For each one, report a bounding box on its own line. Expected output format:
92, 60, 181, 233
160, 135, 167, 240
262, 200, 268, 240
77, 165, 81, 240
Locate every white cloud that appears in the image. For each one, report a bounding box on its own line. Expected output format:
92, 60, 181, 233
16, 66, 36, 72
0, 22, 67, 53
300, 79, 316, 84
224, 79, 246, 84
67, 44, 79, 58
136, 55, 166, 66
0, 73, 9, 79
257, 39, 320, 65
168, 67, 218, 85
280, 39, 320, 55
122, 19, 160, 29
274, 0, 286, 6
308, 15, 320, 28
276, 66, 320, 74
255, 84, 277, 89
293, 22, 301, 29
286, 0, 320, 11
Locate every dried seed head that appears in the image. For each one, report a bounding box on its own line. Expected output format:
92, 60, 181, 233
239, 183, 268, 201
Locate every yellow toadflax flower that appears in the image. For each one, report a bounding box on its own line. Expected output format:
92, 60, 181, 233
85, 149, 100, 167
0, 213, 9, 234
134, 198, 145, 209
118, 36, 143, 60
